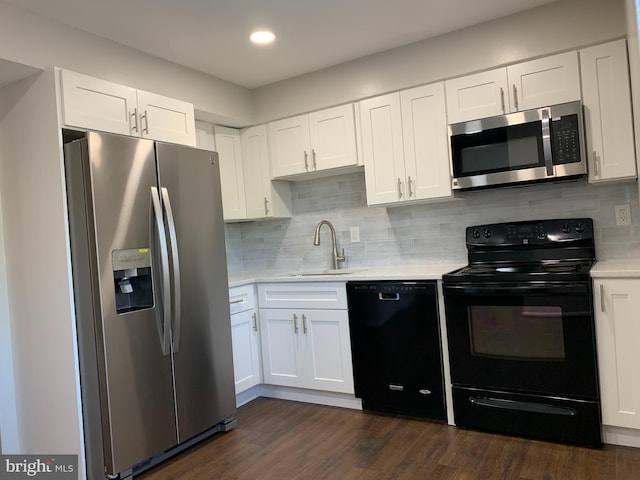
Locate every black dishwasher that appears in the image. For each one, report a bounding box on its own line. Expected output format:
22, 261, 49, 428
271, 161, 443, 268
346, 281, 445, 420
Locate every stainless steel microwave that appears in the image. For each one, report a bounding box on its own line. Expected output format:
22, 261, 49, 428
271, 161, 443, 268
449, 101, 586, 191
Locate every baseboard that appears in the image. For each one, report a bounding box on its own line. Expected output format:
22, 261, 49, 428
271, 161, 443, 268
250, 385, 362, 410
603, 425, 640, 448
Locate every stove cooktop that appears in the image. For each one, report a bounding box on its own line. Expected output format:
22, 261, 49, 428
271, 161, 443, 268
443, 260, 595, 283
444, 218, 596, 283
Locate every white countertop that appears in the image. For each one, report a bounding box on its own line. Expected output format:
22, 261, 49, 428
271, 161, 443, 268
591, 259, 640, 278
228, 264, 464, 288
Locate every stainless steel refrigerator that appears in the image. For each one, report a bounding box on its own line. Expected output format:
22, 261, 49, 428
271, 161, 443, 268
64, 131, 236, 479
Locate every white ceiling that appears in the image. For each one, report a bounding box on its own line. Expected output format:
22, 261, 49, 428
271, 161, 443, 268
5, 0, 558, 89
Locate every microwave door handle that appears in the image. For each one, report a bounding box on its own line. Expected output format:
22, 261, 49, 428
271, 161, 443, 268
541, 108, 554, 176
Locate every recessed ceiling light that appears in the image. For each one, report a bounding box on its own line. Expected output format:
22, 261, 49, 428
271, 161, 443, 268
250, 30, 276, 45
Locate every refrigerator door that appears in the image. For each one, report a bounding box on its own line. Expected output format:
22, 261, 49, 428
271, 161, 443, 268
156, 143, 236, 442
84, 132, 178, 474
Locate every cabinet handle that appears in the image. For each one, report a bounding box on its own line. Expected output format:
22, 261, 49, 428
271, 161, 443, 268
600, 284, 605, 313
131, 108, 139, 133
229, 299, 244, 305
312, 149, 317, 170
513, 85, 519, 111
500, 88, 505, 114
252, 312, 258, 332
304, 150, 309, 171
302, 314, 307, 334
141, 110, 149, 134
593, 151, 599, 177
264, 197, 270, 216
408, 176, 413, 198
293, 313, 299, 334
397, 178, 404, 199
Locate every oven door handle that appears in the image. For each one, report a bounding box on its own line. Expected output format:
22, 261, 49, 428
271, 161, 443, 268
444, 283, 589, 295
469, 396, 578, 416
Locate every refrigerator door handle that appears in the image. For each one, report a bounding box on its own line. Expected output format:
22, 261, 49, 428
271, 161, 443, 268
150, 186, 172, 356
161, 187, 182, 353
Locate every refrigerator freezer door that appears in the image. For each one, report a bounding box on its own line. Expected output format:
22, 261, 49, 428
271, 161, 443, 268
84, 132, 178, 474
156, 143, 236, 442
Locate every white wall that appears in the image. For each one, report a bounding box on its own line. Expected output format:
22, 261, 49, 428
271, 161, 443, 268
253, 0, 627, 123
0, 194, 19, 453
0, 1, 254, 127
0, 71, 84, 476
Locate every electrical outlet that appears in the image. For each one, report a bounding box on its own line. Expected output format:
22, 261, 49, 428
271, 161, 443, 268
615, 204, 632, 226
350, 226, 360, 243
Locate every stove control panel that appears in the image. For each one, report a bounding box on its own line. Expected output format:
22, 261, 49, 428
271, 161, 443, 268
466, 218, 593, 246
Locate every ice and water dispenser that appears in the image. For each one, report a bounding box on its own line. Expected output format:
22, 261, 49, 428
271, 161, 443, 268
112, 248, 154, 313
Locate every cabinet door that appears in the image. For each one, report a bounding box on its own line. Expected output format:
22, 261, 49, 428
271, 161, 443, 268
507, 51, 580, 112
268, 115, 311, 178
581, 40, 637, 183
214, 126, 247, 221
60, 69, 137, 135
359, 93, 407, 206
304, 310, 355, 394
136, 89, 196, 146
195, 120, 216, 151
445, 68, 508, 123
401, 83, 452, 201
308, 104, 358, 172
241, 125, 293, 220
231, 309, 262, 394
594, 279, 640, 429
259, 309, 305, 388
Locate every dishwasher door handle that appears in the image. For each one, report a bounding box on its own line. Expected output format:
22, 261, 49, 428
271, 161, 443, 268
378, 292, 400, 301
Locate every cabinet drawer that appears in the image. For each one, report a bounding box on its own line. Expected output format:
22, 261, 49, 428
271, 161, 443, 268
229, 284, 256, 314
258, 282, 347, 310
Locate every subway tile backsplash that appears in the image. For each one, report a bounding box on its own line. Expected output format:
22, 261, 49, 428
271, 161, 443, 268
224, 172, 640, 274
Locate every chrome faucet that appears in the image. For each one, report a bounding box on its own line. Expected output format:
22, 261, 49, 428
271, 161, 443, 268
313, 220, 346, 270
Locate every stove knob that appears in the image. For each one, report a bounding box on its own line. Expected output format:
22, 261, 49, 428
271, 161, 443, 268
472, 229, 481, 239
575, 223, 585, 233
484, 229, 492, 239
562, 223, 571, 233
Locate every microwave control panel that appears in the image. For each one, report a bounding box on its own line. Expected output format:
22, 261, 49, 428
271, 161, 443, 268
551, 114, 580, 165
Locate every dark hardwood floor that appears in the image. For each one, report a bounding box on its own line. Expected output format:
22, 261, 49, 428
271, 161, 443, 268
138, 397, 640, 479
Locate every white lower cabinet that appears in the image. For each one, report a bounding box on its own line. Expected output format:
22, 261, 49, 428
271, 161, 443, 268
258, 282, 355, 394
593, 278, 640, 430
229, 285, 262, 394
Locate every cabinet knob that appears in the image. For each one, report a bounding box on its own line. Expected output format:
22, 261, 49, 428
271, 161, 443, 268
513, 84, 519, 110
304, 150, 309, 171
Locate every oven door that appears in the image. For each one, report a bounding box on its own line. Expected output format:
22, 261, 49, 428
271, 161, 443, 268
443, 281, 598, 399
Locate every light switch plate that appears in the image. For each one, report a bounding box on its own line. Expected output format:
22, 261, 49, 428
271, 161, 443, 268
350, 226, 360, 243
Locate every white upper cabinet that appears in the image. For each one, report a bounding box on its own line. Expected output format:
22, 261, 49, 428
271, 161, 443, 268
241, 125, 292, 220
214, 126, 247, 221
269, 104, 358, 179
445, 51, 581, 123
136, 89, 196, 146
359, 93, 406, 205
400, 83, 451, 201
445, 68, 509, 124
580, 39, 637, 183
196, 122, 292, 222
360, 83, 451, 206
59, 69, 196, 146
